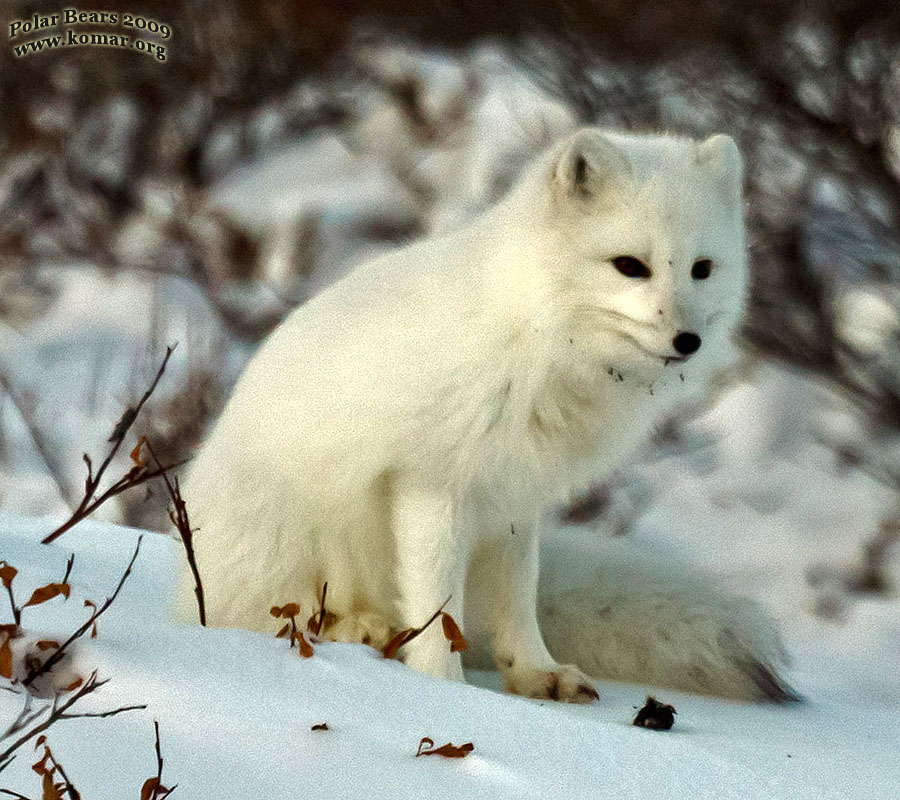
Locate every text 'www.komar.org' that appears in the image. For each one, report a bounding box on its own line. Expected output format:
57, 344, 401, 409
9, 9, 170, 61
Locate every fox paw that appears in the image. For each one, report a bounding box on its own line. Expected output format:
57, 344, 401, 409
320, 611, 395, 651
503, 662, 599, 704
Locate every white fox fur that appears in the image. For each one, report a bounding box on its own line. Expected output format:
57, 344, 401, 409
179, 127, 794, 702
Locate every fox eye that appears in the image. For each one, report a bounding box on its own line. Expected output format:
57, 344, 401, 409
612, 256, 651, 279
692, 259, 713, 280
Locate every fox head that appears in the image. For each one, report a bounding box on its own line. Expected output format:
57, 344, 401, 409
523, 127, 748, 396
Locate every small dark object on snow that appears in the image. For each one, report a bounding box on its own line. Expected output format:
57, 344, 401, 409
311, 723, 329, 731
632, 696, 676, 730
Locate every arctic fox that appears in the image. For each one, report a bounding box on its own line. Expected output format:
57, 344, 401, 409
179, 128, 794, 703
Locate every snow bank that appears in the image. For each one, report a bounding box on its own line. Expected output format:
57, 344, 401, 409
0, 515, 856, 800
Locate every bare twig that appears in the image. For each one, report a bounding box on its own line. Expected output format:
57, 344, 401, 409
153, 721, 165, 795
0, 788, 37, 799
288, 610, 299, 648
381, 597, 451, 660
0, 670, 146, 773
42, 347, 177, 545
58, 703, 148, 720
144, 439, 206, 626
59, 554, 75, 588
1, 695, 45, 743
316, 582, 328, 637
22, 537, 142, 690
143, 720, 177, 799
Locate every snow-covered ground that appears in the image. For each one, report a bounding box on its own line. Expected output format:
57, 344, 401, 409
1, 363, 899, 799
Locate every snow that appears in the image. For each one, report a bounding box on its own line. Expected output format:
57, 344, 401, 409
213, 132, 419, 229
833, 286, 899, 356
0, 519, 833, 800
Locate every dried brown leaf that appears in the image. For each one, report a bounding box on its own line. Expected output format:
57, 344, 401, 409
131, 436, 149, 467
311, 723, 329, 731
32, 747, 51, 775
416, 737, 474, 758
382, 628, 415, 660
24, 583, 71, 607
63, 677, 84, 692
83, 600, 100, 638
270, 603, 300, 619
42, 771, 63, 800
275, 623, 290, 639
140, 777, 159, 800
441, 612, 467, 653
298, 634, 314, 658
0, 562, 17, 589
36, 640, 60, 651
0, 636, 12, 679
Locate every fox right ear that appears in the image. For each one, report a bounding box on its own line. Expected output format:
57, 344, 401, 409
552, 128, 631, 205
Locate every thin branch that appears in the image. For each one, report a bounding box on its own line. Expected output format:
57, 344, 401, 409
42, 458, 188, 547
396, 597, 451, 651
0, 789, 37, 799
153, 721, 164, 793
316, 582, 328, 637
42, 347, 176, 545
289, 611, 298, 648
22, 538, 142, 690
0, 671, 146, 772
60, 704, 147, 720
60, 554, 75, 587
145, 720, 177, 798
1, 695, 45, 743
382, 597, 451, 659
145, 440, 206, 626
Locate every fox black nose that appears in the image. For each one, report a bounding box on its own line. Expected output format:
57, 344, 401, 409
673, 332, 701, 356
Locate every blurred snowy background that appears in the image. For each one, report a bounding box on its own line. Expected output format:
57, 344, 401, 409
2, 0, 900, 624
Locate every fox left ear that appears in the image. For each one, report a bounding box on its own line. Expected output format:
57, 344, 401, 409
552, 128, 631, 206
696, 134, 743, 198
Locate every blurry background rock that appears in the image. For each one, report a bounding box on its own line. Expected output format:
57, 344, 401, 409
1, 0, 899, 609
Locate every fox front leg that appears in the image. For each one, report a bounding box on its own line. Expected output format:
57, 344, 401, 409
477, 520, 599, 704
390, 479, 466, 682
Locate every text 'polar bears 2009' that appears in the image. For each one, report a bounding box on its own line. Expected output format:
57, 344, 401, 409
8, 8, 171, 61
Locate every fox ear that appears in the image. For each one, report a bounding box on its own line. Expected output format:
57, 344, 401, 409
696, 134, 743, 198
552, 128, 630, 204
